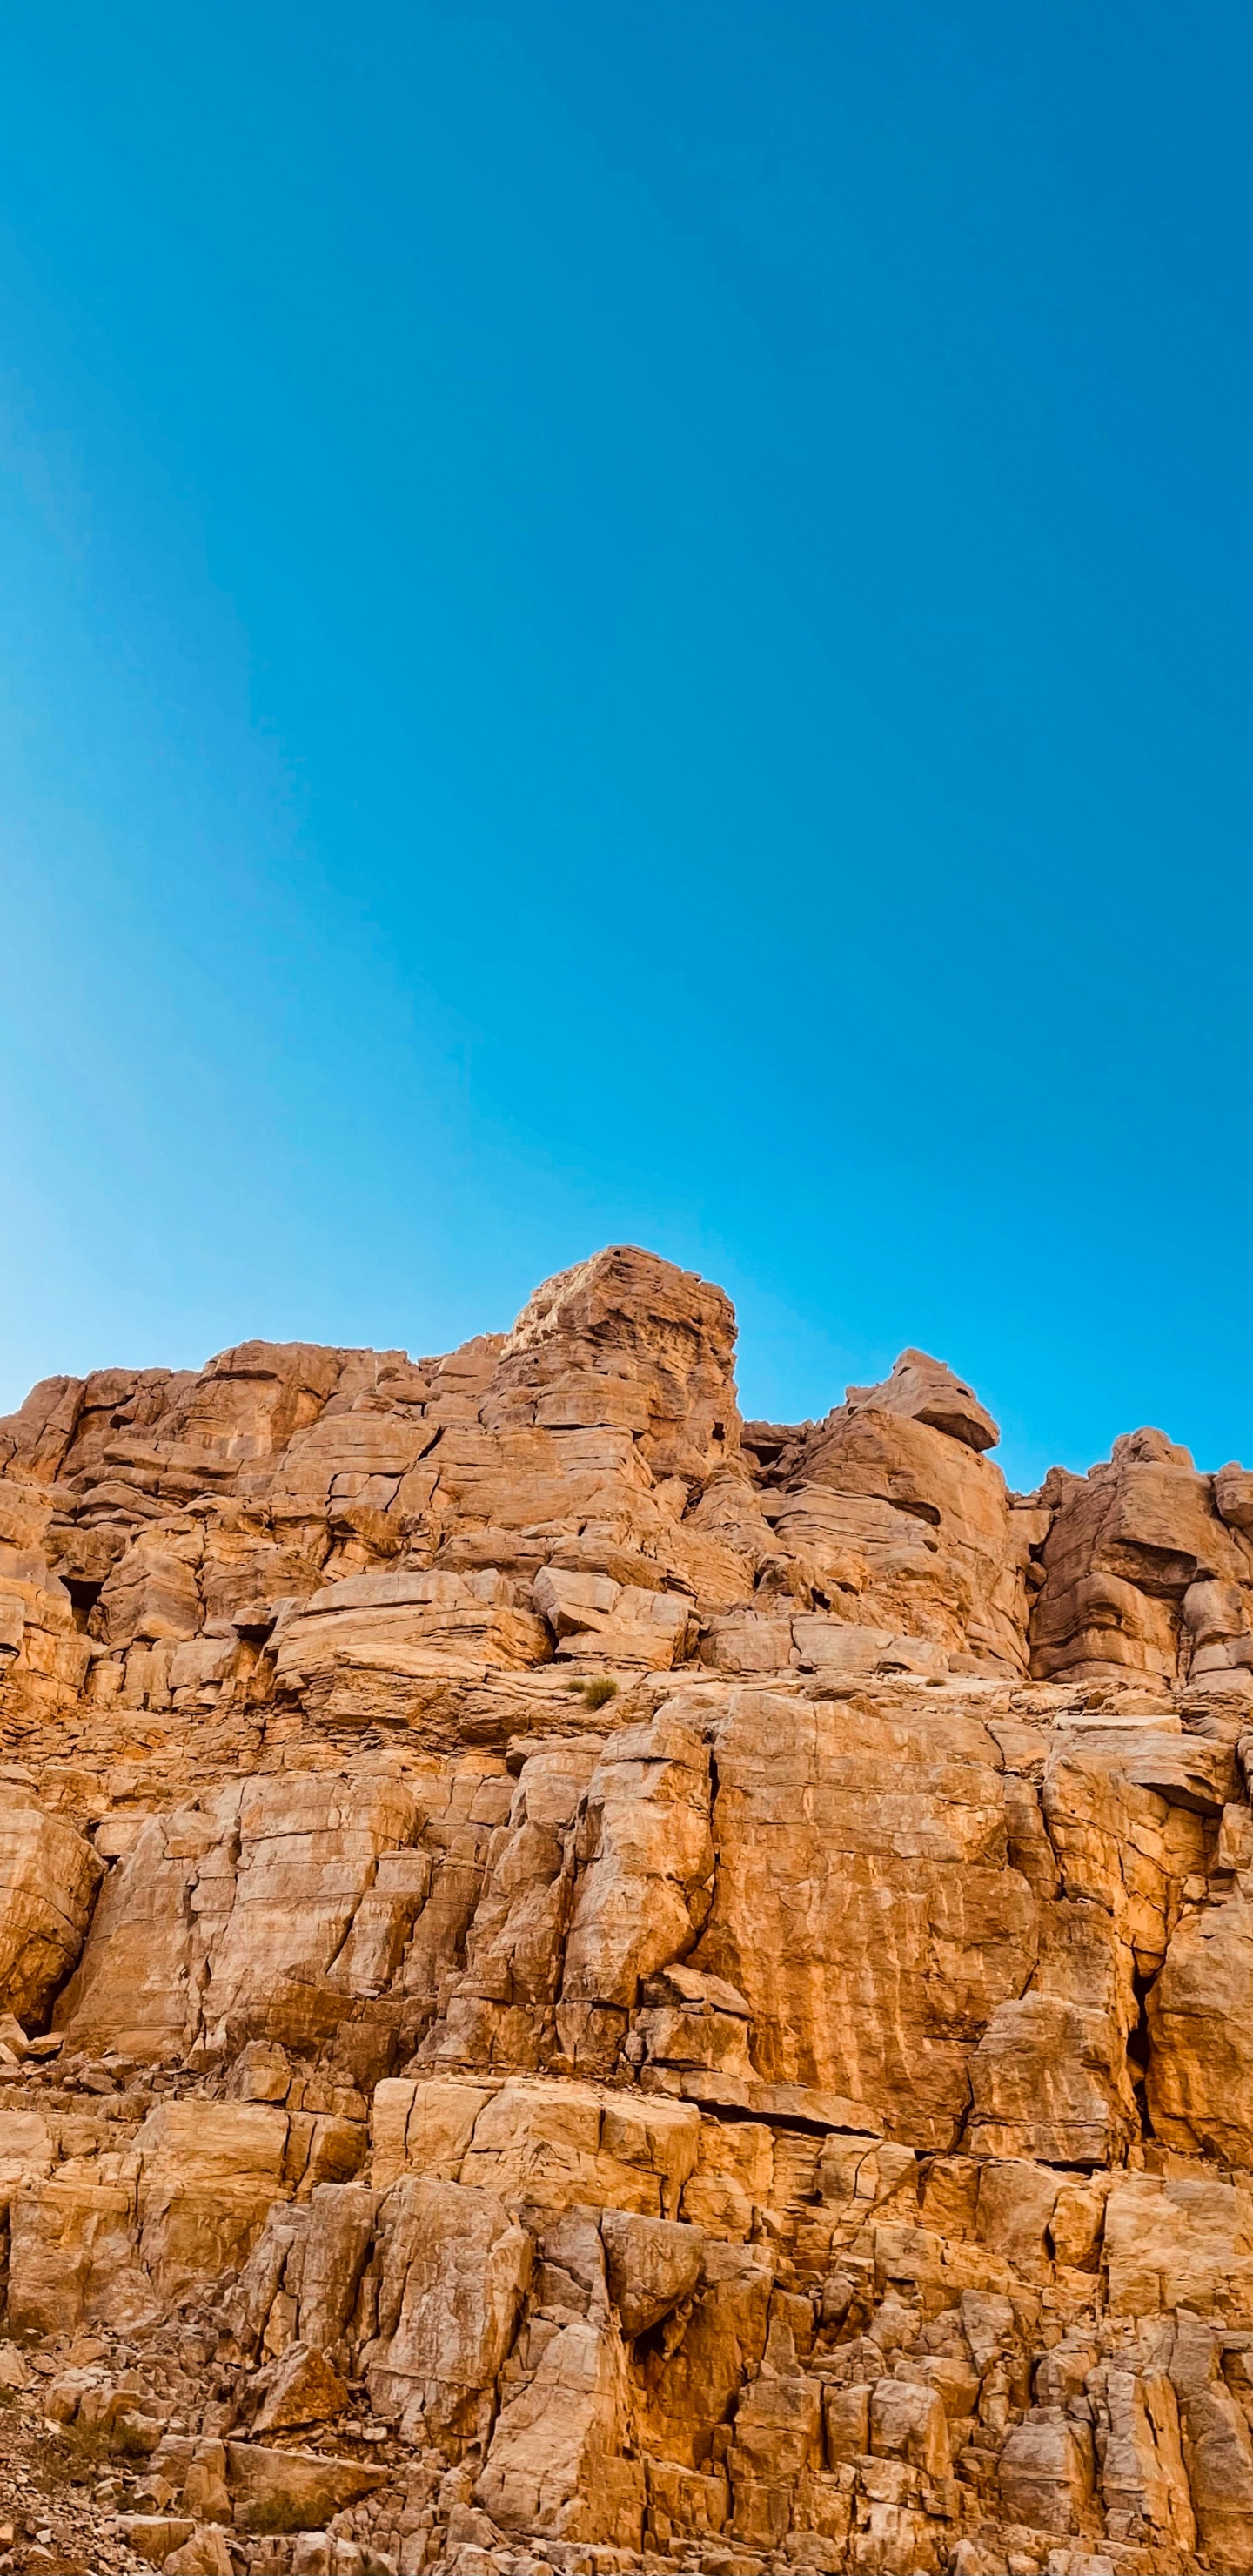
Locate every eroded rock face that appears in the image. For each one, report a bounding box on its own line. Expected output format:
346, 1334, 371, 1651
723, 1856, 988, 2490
0, 1801, 102, 2022
1031, 1429, 1253, 1687
1, 1241, 1252, 2574
54, 1770, 426, 2062
688, 1690, 1037, 2147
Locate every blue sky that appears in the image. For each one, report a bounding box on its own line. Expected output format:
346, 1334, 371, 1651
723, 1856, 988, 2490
1, 2, 1249, 1491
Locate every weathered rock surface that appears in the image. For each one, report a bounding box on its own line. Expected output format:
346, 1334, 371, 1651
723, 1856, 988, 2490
1, 1241, 1252, 2574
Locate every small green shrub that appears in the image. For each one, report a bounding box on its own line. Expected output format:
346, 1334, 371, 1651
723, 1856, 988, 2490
48, 2415, 118, 2480
582, 1676, 619, 1711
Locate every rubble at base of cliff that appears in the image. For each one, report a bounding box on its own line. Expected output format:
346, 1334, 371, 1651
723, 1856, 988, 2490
0, 1246, 1250, 2576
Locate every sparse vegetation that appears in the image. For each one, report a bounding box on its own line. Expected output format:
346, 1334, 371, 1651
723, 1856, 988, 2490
48, 2417, 117, 2482
582, 1675, 618, 1710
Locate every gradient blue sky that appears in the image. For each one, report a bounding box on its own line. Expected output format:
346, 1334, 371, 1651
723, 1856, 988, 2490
1, 2, 1250, 1490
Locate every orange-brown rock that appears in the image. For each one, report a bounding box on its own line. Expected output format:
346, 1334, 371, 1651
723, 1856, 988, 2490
0, 1241, 1251, 2573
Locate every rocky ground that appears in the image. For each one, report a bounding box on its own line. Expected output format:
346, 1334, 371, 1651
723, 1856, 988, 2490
0, 1245, 1250, 2576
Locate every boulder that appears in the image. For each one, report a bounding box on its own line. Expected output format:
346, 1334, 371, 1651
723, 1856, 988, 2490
845, 1349, 1001, 1452
600, 2209, 704, 2335
997, 2411, 1096, 2535
254, 2342, 349, 2430
164, 2531, 234, 2576
225, 2445, 389, 2534
476, 2315, 643, 2544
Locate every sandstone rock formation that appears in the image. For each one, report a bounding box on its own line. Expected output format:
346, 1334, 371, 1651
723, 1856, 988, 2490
0, 1243, 1251, 2576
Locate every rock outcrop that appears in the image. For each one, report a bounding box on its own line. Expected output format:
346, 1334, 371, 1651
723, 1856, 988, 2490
0, 1243, 1251, 2576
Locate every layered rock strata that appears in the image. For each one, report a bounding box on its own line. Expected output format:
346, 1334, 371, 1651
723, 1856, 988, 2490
0, 1245, 1250, 2576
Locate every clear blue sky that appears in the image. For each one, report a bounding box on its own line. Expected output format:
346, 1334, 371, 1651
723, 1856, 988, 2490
1, 3, 1249, 1491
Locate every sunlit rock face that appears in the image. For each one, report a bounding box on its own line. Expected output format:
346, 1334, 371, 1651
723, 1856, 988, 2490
2, 1241, 1252, 2573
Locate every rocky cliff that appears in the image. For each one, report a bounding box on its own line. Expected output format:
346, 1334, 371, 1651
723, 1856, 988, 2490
0, 1245, 1251, 2576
